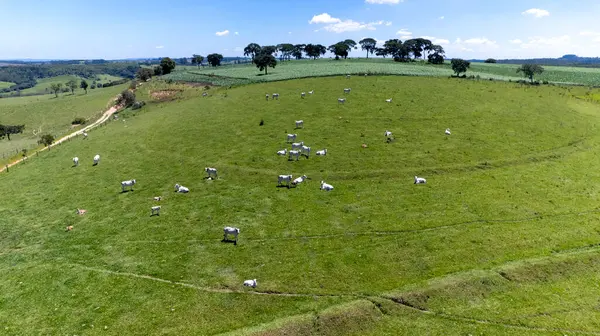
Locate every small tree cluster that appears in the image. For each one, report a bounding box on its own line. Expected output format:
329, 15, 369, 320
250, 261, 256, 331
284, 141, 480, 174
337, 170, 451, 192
116, 90, 136, 107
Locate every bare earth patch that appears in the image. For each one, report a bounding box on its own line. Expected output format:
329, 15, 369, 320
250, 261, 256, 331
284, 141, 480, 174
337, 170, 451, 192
150, 89, 182, 101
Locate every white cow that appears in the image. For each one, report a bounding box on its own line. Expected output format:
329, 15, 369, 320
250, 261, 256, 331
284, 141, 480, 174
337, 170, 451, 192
288, 150, 301, 161
445, 128, 451, 135
286, 134, 297, 143
316, 149, 327, 156
73, 157, 79, 166
295, 120, 304, 129
121, 179, 136, 192
308, 90, 314, 94
272, 93, 279, 100
346, 75, 351, 79
384, 130, 393, 138
202, 92, 208, 97
205, 167, 218, 179
277, 149, 288, 156
82, 132, 88, 139
320, 181, 334, 191
243, 279, 257, 288
278, 174, 293, 187
338, 98, 346, 104
292, 175, 307, 186
385, 98, 392, 103
343, 88, 351, 93
175, 184, 189, 193
414, 176, 427, 184
301, 92, 306, 98
291, 141, 304, 150
93, 154, 100, 165
265, 94, 270, 101
301, 145, 311, 158
151, 206, 161, 216
153, 196, 162, 201
224, 226, 240, 244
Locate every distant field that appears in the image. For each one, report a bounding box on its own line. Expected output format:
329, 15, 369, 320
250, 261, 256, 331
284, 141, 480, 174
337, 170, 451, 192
0, 81, 15, 89
166, 58, 600, 86
0, 83, 127, 163
16, 74, 124, 96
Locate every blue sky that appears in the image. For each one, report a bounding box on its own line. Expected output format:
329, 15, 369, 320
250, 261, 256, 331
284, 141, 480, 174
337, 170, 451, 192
1, 0, 600, 60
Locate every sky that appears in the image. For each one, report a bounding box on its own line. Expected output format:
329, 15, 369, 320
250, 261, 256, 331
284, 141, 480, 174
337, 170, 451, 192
1, 0, 600, 60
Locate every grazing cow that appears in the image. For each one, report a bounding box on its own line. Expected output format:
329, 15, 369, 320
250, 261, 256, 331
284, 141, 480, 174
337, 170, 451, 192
414, 176, 427, 184
301, 145, 311, 158
286, 134, 297, 143
93, 154, 100, 165
202, 92, 208, 97
292, 175, 308, 186
223, 226, 240, 245
288, 150, 301, 161
338, 98, 346, 104
66, 226, 73, 232
82, 132, 88, 139
301, 92, 305, 98
153, 196, 162, 201
175, 184, 189, 193
346, 75, 351, 79
205, 167, 218, 179
243, 279, 257, 288
265, 94, 270, 101
320, 181, 334, 191
384, 130, 393, 139
151, 206, 161, 216
343, 88, 351, 94
272, 93, 279, 100
121, 179, 136, 192
276, 149, 287, 156
308, 90, 314, 94
73, 157, 79, 166
291, 141, 304, 150
295, 120, 304, 129
445, 128, 451, 135
385, 98, 392, 103
76, 209, 87, 215
316, 149, 327, 156
278, 174, 293, 187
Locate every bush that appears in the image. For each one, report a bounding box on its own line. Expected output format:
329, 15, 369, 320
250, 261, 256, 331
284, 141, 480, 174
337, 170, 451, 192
71, 117, 86, 125
131, 101, 146, 110
96, 83, 103, 88
116, 90, 136, 107
542, 80, 549, 85
90, 84, 96, 89
484, 58, 497, 63
38, 134, 55, 147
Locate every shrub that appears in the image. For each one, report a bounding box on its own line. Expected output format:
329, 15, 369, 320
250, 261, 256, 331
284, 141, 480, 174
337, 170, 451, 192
38, 134, 55, 147
71, 117, 86, 125
259, 119, 264, 126
116, 90, 136, 107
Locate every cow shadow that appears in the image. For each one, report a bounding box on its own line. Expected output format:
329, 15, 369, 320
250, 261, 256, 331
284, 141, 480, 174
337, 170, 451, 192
92, 163, 98, 166
120, 189, 134, 194
221, 238, 237, 245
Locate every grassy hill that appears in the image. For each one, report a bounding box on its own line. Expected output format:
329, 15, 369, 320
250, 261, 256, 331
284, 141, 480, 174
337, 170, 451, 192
0, 83, 127, 163
2, 74, 600, 334
18, 74, 124, 96
166, 58, 600, 87
0, 80, 15, 89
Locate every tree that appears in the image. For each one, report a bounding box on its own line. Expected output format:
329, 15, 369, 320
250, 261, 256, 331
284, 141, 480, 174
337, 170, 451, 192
485, 58, 497, 63
261, 45, 278, 57
244, 43, 262, 60
427, 45, 445, 64
0, 124, 25, 141
153, 66, 163, 76
359, 38, 377, 58
451, 58, 470, 76
328, 42, 350, 60
66, 79, 78, 94
343, 39, 357, 50
178, 57, 188, 65
38, 134, 55, 148
375, 47, 388, 58
116, 89, 136, 107
207, 53, 224, 67
305, 44, 326, 60
277, 44, 294, 61
191, 54, 204, 67
80, 79, 89, 93
254, 49, 277, 75
136, 68, 153, 81
160, 57, 176, 75
50, 83, 63, 97
517, 64, 544, 83
383, 39, 410, 62
292, 44, 305, 59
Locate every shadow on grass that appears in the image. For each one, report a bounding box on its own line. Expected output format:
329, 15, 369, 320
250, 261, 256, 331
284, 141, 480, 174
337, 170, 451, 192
221, 239, 237, 246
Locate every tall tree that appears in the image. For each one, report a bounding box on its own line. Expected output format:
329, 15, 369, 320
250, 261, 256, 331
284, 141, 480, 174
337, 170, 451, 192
277, 44, 294, 61
517, 64, 544, 82
254, 48, 277, 75
38, 134, 55, 148
0, 124, 25, 141
136, 68, 153, 81
243, 43, 262, 60
451, 58, 470, 76
50, 83, 63, 97
375, 47, 388, 58
292, 44, 305, 59
384, 39, 410, 62
80, 79, 89, 94
191, 54, 204, 67
160, 57, 176, 75
207, 53, 224, 67
427, 45, 445, 64
328, 42, 350, 60
359, 38, 377, 58
261, 45, 278, 57
65, 79, 77, 94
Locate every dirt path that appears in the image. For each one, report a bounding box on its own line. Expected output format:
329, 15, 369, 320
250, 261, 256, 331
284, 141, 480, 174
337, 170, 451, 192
0, 104, 121, 173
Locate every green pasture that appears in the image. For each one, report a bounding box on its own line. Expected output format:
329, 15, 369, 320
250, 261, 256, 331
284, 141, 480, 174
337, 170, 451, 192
0, 80, 15, 89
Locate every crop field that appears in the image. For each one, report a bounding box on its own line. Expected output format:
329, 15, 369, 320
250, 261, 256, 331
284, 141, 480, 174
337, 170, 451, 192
0, 80, 15, 89
0, 83, 127, 163
2, 74, 600, 334
166, 58, 600, 87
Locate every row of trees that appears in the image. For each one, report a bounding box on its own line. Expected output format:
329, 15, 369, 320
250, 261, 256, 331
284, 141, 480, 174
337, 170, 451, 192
48, 79, 91, 97
450, 58, 545, 82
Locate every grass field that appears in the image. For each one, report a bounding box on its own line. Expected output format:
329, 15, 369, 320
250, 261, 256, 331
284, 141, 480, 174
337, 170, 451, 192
2, 74, 600, 334
166, 58, 600, 87
0, 80, 15, 89
17, 74, 124, 96
0, 83, 127, 163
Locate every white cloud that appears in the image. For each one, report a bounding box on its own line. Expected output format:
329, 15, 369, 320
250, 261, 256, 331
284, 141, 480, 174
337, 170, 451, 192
309, 13, 341, 24
234, 31, 239, 35
323, 19, 387, 33
439, 16, 444, 20
365, 0, 402, 4
385, 21, 392, 26
580, 31, 600, 36
519, 35, 570, 48
234, 47, 243, 52
433, 38, 449, 45
288, 31, 292, 34
216, 30, 230, 36
509, 39, 523, 44
463, 37, 498, 47
396, 29, 412, 36
155, 46, 164, 49
522, 8, 550, 18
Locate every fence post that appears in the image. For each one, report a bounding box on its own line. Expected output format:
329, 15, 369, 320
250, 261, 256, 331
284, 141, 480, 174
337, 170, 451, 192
5, 165, 8, 172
